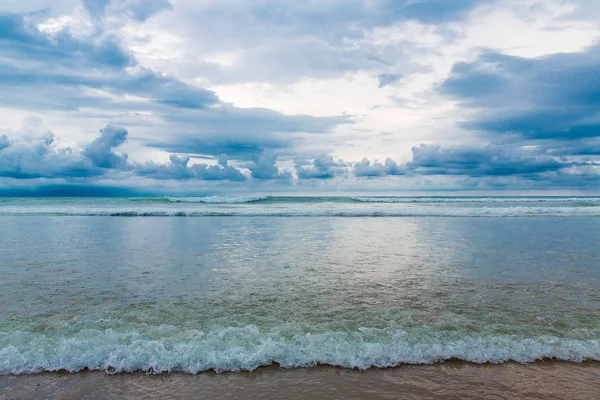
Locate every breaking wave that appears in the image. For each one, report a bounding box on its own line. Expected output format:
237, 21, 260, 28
350, 196, 600, 203
166, 196, 270, 204
1, 326, 598, 374
0, 206, 599, 217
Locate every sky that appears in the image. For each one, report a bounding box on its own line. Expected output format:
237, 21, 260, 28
1, 0, 600, 196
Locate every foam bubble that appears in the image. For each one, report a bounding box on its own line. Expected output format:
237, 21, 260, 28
1, 326, 598, 374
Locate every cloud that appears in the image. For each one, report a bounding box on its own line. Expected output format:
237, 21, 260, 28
108, 0, 173, 22
0, 132, 95, 179
148, 105, 350, 159
0, 124, 250, 182
192, 157, 247, 181
295, 154, 347, 179
0, 124, 135, 179
135, 154, 247, 181
0, 10, 348, 165
407, 144, 565, 177
439, 46, 600, 142
354, 158, 406, 177
173, 0, 482, 46
377, 73, 402, 88
150, 0, 482, 84
0, 12, 133, 69
134, 153, 194, 180
1, 124, 597, 190
353, 143, 598, 185
395, 0, 483, 23
0, 11, 218, 112
542, 138, 600, 156
248, 151, 292, 180
2, 1, 599, 193
84, 124, 129, 169
83, 0, 110, 17
0, 64, 219, 113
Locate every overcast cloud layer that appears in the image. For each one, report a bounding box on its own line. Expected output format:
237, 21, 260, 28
1, 0, 599, 195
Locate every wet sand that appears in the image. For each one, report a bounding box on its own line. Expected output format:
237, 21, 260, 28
2, 362, 599, 400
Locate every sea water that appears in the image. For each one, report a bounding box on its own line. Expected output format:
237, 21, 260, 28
0, 196, 599, 374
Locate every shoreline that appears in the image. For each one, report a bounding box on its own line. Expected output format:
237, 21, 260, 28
2, 361, 600, 399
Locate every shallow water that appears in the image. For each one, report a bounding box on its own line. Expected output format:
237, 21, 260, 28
2, 363, 600, 400
0, 197, 599, 374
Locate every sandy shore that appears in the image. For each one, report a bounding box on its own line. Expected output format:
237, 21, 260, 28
2, 362, 599, 400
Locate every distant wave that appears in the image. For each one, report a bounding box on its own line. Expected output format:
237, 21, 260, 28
3, 196, 600, 206
155, 196, 600, 205
1, 326, 598, 374
350, 196, 600, 203
1, 206, 599, 217
166, 196, 270, 204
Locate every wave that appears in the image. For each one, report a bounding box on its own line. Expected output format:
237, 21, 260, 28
1, 326, 598, 374
351, 196, 600, 203
1, 206, 599, 217
124, 196, 600, 205
164, 196, 355, 204
3, 196, 600, 207
166, 196, 270, 204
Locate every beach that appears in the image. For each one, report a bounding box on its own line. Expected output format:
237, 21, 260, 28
3, 0, 600, 396
2, 362, 600, 399
1, 196, 599, 397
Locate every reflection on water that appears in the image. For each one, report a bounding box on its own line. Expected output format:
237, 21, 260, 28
0, 216, 599, 372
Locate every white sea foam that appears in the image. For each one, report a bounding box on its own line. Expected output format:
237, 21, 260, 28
0, 206, 599, 217
351, 197, 600, 203
166, 196, 269, 204
1, 196, 599, 217
1, 326, 598, 374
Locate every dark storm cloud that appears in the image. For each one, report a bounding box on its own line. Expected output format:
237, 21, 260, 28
353, 143, 597, 185
407, 144, 565, 177
84, 124, 129, 169
439, 47, 600, 142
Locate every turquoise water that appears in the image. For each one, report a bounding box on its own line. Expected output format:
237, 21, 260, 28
0, 196, 599, 216
0, 197, 599, 373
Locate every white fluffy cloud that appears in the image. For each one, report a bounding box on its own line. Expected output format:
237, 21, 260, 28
1, 0, 600, 193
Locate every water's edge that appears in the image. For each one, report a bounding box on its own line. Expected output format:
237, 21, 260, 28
3, 361, 600, 400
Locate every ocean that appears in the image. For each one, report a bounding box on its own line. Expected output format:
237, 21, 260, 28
0, 196, 599, 375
